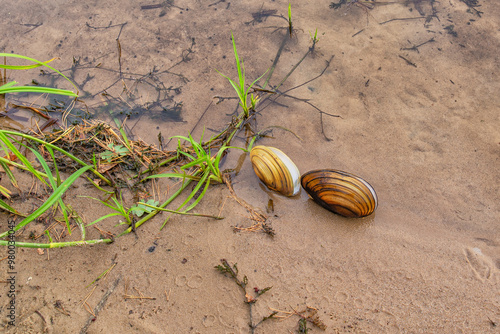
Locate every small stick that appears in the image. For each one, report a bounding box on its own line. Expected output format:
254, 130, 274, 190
164, 288, 171, 301
123, 285, 156, 301
399, 55, 417, 67
10, 104, 51, 119
379, 16, 424, 25
400, 37, 435, 53
81, 286, 97, 309
80, 276, 121, 334
34, 310, 47, 324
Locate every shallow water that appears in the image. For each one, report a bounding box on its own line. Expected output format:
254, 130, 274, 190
1, 0, 499, 333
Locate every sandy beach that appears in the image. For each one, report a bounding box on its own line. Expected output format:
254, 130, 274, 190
0, 0, 499, 333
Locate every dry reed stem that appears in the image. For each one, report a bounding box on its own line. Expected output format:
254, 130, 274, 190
123, 280, 156, 301
93, 225, 114, 239
81, 285, 97, 316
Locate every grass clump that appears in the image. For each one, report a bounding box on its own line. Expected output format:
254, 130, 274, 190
216, 32, 267, 118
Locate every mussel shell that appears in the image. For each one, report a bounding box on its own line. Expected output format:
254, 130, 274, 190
300, 169, 378, 218
250, 146, 300, 196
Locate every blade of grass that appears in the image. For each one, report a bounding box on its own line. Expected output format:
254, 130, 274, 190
175, 171, 209, 212
86, 212, 125, 227
46, 146, 62, 186
159, 171, 210, 229
0, 57, 56, 70
0, 53, 79, 93
0, 238, 113, 248
137, 202, 223, 219
0, 198, 23, 216
29, 147, 70, 232
0, 160, 19, 189
0, 132, 50, 187
0, 184, 11, 198
0, 165, 92, 239
0, 86, 77, 97
182, 175, 211, 213
146, 172, 201, 181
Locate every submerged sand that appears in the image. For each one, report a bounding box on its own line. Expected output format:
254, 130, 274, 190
0, 0, 499, 333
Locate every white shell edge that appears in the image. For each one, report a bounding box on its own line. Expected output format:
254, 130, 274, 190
269, 147, 301, 196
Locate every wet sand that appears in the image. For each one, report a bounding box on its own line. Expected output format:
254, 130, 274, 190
0, 0, 499, 333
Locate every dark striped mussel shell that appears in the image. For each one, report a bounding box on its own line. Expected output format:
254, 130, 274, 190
300, 169, 378, 218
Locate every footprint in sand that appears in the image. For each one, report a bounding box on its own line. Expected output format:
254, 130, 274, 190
464, 247, 496, 281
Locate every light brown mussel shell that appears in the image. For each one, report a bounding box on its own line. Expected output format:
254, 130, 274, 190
300, 169, 378, 218
250, 146, 300, 197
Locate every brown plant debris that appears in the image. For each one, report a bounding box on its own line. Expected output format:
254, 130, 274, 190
271, 306, 327, 331
215, 259, 276, 334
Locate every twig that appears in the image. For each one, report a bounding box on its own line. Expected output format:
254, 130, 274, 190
164, 288, 171, 301
398, 55, 417, 67
80, 276, 121, 334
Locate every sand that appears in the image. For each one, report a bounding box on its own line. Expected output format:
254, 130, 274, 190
0, 0, 499, 333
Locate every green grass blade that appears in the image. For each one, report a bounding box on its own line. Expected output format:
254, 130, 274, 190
183, 176, 211, 212
46, 146, 61, 186
0, 160, 19, 189
246, 70, 269, 96
0, 165, 92, 239
0, 86, 78, 97
0, 53, 79, 93
0, 198, 23, 216
45, 230, 53, 243
145, 172, 200, 181
86, 212, 124, 227
181, 157, 206, 170
177, 149, 196, 161
0, 132, 49, 187
0, 81, 18, 90
81, 195, 120, 212
0, 57, 56, 70
112, 117, 131, 150
0, 238, 113, 249
0, 155, 48, 178
231, 32, 244, 90
174, 171, 209, 213
187, 133, 204, 157
0, 184, 11, 198
28, 147, 56, 188
171, 135, 190, 142
85, 177, 114, 194
138, 202, 223, 219
159, 171, 209, 229
29, 147, 70, 232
